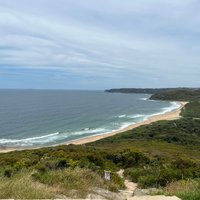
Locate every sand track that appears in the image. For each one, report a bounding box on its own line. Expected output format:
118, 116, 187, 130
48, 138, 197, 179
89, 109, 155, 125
117, 169, 181, 200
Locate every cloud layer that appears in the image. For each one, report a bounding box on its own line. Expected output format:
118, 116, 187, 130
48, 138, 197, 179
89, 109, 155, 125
0, 0, 200, 89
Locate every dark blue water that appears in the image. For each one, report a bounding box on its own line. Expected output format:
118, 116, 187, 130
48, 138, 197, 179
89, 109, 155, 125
0, 90, 180, 148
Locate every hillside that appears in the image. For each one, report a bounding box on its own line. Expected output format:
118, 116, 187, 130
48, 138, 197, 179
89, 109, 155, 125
105, 88, 170, 94
150, 89, 200, 101
105, 88, 198, 95
105, 88, 200, 101
0, 101, 199, 199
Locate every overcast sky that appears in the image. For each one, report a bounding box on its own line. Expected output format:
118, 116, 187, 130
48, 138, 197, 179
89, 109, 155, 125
0, 0, 199, 89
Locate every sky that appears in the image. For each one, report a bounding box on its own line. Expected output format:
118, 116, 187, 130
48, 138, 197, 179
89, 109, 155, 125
0, 0, 200, 90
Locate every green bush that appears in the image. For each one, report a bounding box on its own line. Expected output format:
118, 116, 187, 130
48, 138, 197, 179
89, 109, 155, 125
87, 154, 105, 167
138, 175, 159, 188
107, 150, 150, 168
4, 168, 13, 178
57, 159, 69, 169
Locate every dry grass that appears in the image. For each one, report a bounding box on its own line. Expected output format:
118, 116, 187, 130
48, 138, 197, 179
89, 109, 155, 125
0, 172, 59, 199
165, 179, 198, 194
0, 168, 122, 199
33, 168, 121, 198
164, 179, 200, 200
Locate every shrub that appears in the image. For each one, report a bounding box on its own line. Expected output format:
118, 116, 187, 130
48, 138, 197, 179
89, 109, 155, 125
138, 175, 158, 188
57, 159, 69, 169
4, 168, 13, 178
35, 163, 47, 173
87, 154, 105, 167
107, 150, 150, 168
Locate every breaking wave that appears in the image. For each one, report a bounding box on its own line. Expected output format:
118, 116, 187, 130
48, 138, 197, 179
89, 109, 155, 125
0, 132, 60, 147
0, 128, 107, 147
0, 101, 181, 148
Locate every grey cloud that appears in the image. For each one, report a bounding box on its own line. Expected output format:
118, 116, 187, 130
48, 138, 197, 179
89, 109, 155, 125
0, 0, 199, 88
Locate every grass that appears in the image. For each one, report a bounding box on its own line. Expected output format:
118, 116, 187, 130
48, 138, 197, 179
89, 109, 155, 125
0, 171, 57, 199
32, 167, 124, 198
164, 179, 200, 200
0, 168, 124, 199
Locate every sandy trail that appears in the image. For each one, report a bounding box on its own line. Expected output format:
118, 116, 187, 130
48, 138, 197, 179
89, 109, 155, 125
117, 169, 181, 200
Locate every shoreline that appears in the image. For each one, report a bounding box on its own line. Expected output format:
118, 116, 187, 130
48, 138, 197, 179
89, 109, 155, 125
65, 101, 188, 145
0, 101, 188, 153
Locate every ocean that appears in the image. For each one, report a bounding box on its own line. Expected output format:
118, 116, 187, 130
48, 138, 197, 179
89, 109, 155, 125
0, 90, 180, 148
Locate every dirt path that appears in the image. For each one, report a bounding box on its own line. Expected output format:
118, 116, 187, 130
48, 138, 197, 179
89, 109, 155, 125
117, 169, 181, 200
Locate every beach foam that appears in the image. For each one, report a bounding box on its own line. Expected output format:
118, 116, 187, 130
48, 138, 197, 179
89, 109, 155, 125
118, 114, 126, 118
0, 128, 108, 147
0, 102, 181, 148
69, 128, 106, 136
0, 132, 60, 146
140, 97, 149, 100
151, 102, 180, 117
114, 102, 181, 133
127, 114, 146, 119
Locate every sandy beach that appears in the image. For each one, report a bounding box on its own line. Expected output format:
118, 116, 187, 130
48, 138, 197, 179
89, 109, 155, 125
67, 101, 188, 145
0, 101, 188, 153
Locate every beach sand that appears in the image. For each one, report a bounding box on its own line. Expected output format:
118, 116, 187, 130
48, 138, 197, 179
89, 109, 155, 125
66, 101, 188, 145
0, 101, 188, 153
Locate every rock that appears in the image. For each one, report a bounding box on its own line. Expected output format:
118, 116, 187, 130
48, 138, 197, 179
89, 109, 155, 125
54, 194, 68, 199
86, 193, 107, 199
130, 195, 181, 200
117, 169, 124, 178
134, 188, 162, 196
89, 187, 126, 200
134, 188, 148, 196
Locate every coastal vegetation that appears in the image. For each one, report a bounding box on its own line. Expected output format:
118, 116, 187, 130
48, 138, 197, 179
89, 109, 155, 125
106, 87, 200, 101
0, 90, 199, 199
105, 87, 199, 95
150, 89, 200, 101
89, 101, 200, 198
